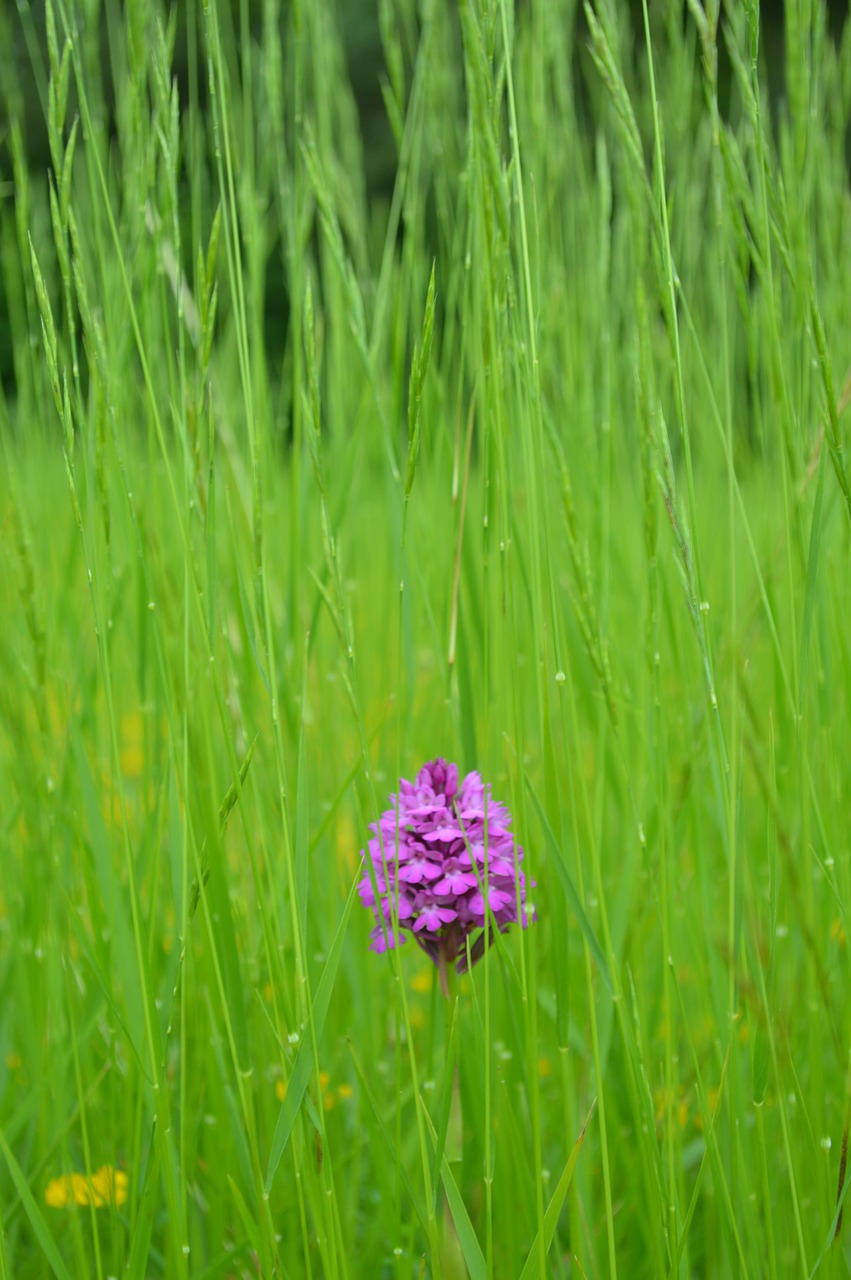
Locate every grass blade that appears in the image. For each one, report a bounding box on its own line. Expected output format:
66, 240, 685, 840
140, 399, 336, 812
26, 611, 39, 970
423, 1106, 487, 1280
518, 1098, 597, 1280
265, 872, 359, 1190
525, 775, 613, 992
0, 1130, 74, 1280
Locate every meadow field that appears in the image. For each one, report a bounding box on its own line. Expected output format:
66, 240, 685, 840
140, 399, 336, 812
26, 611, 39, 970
1, 0, 850, 1275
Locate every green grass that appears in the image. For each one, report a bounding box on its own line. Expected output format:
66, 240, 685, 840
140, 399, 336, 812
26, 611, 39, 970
1, 0, 850, 1275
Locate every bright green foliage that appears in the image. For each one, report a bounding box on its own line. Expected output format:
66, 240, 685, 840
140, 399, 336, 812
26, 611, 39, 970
1, 0, 850, 1276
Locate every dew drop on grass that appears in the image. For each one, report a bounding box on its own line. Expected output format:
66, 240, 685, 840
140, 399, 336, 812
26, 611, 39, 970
820, 1136, 831, 1150
555, 671, 565, 684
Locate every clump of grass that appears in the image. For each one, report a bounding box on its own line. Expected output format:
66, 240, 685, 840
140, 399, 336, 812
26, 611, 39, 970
1, 0, 850, 1275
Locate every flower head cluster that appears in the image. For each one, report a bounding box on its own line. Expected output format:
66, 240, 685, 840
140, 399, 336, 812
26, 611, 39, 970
44, 1166, 128, 1209
359, 759, 533, 981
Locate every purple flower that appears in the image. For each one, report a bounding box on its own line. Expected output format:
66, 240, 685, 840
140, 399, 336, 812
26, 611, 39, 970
358, 758, 535, 991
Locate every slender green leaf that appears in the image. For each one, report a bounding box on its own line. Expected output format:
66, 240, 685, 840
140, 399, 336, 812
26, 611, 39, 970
423, 1107, 487, 1280
265, 874, 359, 1190
0, 1131, 74, 1280
518, 1099, 597, 1280
525, 775, 613, 991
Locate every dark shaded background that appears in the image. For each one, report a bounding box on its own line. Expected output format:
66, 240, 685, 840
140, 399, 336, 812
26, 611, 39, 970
0, 0, 847, 407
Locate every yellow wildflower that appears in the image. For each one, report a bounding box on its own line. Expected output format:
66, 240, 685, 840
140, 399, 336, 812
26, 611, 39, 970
411, 970, 432, 994
119, 712, 145, 779
44, 1166, 128, 1209
318, 1070, 336, 1110
654, 1086, 690, 1131
44, 1179, 69, 1209
335, 811, 358, 877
